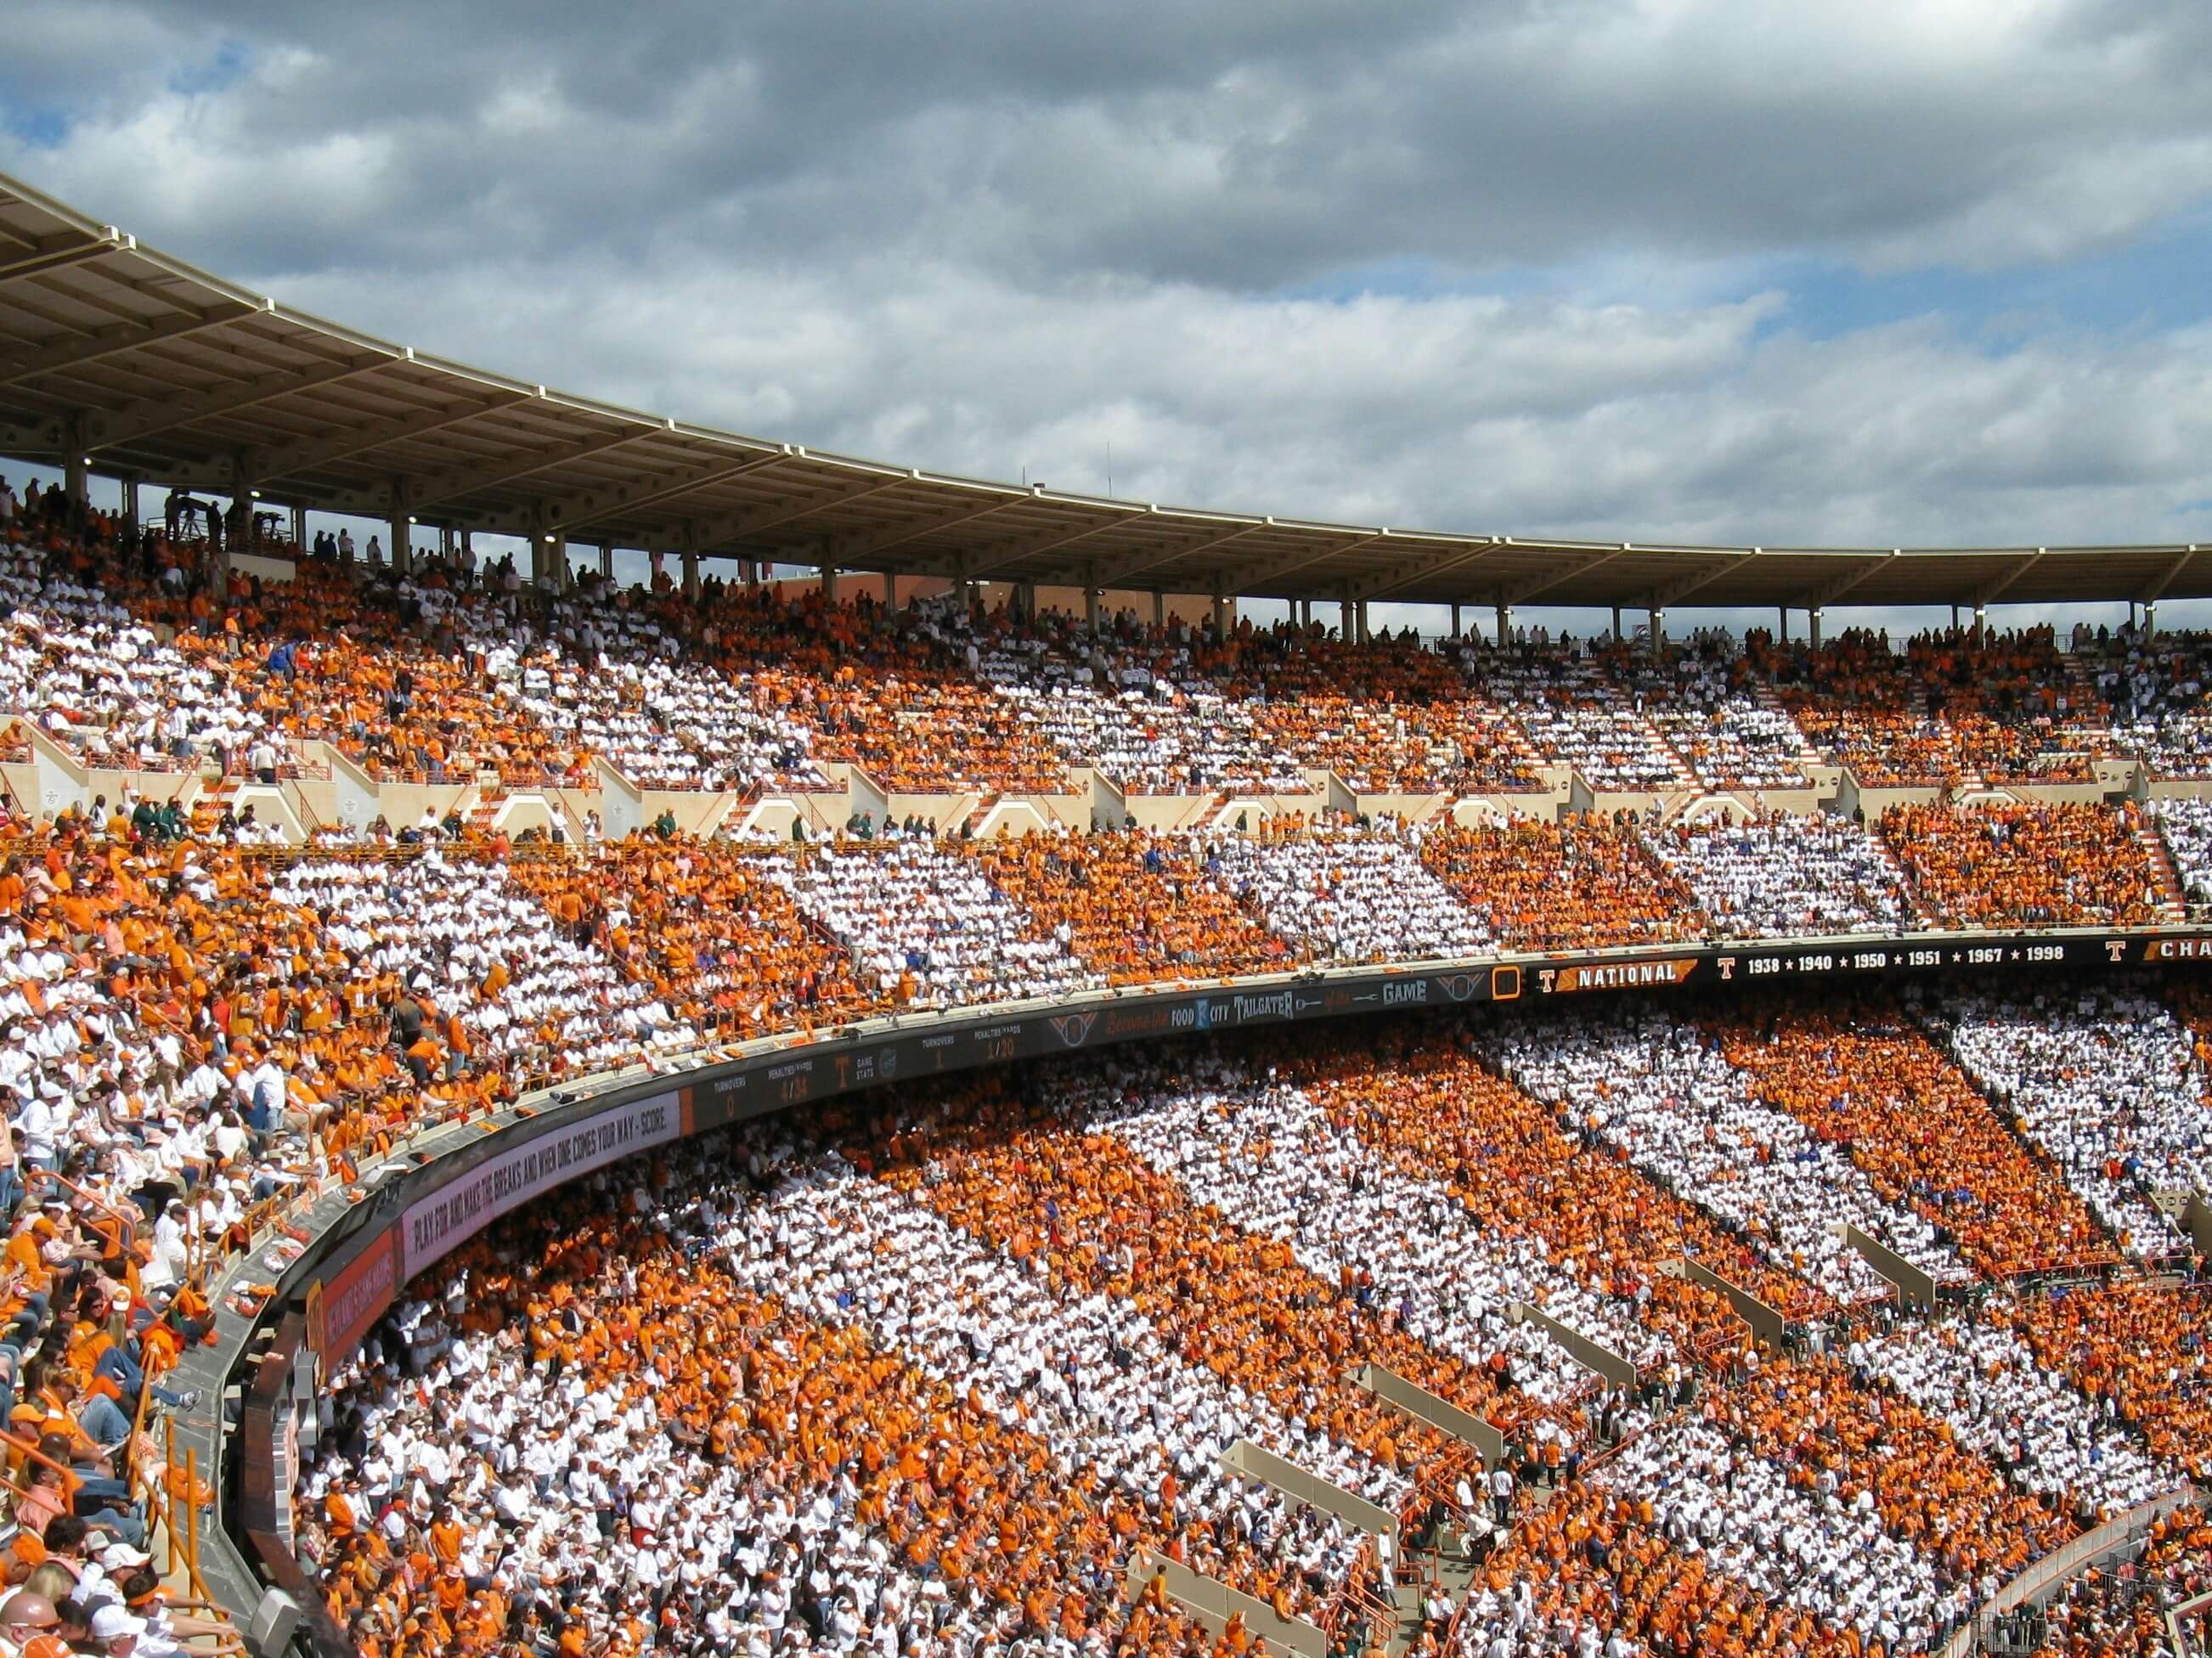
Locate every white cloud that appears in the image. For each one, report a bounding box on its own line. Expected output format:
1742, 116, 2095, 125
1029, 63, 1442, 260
246, 251, 2212, 555
14, 0, 2212, 283
2, 0, 2209, 616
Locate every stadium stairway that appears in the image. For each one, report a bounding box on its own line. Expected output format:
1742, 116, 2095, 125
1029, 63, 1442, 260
1752, 681, 1831, 778
2137, 824, 2192, 921
1389, 1554, 1476, 1658
465, 791, 505, 837
185, 776, 238, 839
1641, 716, 1705, 795
2061, 649, 2108, 715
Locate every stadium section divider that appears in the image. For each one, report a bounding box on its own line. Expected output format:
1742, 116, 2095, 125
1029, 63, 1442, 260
2181, 1194, 2212, 1260
1510, 1302, 1639, 1389
1682, 1260, 1788, 1350
1121, 1548, 1327, 1658
1351, 1365, 1509, 1468
1221, 1438, 1402, 1545
1844, 1221, 1941, 1310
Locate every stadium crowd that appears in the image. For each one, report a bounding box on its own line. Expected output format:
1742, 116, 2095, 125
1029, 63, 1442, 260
10, 502, 2212, 811
967, 832, 1297, 987
283, 1004, 2212, 1658
1605, 640, 1814, 792
2148, 798, 2212, 911
1417, 819, 1697, 955
1878, 804, 2163, 930
2082, 629, 2212, 781
8, 498, 2212, 1658
1928, 986, 2206, 1260
1645, 817, 1915, 940
1754, 628, 2094, 789
1481, 1004, 1968, 1314
1456, 648, 1689, 794
1711, 1001, 2119, 1281
771, 841, 1102, 1009
2029, 1503, 2212, 1658
1205, 820, 1493, 965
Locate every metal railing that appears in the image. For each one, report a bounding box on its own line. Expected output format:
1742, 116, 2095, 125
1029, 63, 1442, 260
1316, 1537, 1399, 1650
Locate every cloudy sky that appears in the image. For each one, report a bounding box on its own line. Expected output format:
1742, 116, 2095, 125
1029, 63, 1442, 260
6, 0, 2212, 632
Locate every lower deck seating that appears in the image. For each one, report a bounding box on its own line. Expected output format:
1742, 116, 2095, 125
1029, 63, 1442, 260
296, 1006, 2212, 1658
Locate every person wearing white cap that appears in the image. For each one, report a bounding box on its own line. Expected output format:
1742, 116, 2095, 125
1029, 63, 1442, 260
87, 1602, 177, 1655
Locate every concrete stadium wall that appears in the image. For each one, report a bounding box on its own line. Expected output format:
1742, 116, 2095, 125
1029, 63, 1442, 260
1845, 1222, 1940, 1310
1353, 1365, 1505, 1468
1990, 780, 2124, 808
1222, 1439, 1399, 1542
15, 732, 2191, 848
1513, 1303, 1639, 1389
1831, 773, 1945, 821
1122, 1549, 1325, 1658
1683, 1260, 1787, 1350
1444, 787, 1569, 825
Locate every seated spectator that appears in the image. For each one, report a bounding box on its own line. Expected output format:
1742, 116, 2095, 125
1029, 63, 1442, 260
1647, 814, 1915, 939
1419, 815, 1697, 953
968, 828, 1297, 985
1882, 801, 2160, 928
1715, 998, 2118, 1278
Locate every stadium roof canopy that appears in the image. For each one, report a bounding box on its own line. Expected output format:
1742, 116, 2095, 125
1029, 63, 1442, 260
0, 168, 2203, 615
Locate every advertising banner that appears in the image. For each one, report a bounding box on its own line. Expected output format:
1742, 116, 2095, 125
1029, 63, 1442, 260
400, 1089, 681, 1277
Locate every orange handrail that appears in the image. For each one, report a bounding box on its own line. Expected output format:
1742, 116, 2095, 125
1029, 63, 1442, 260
25, 1166, 138, 1253
147, 1419, 245, 1651
0, 1421, 90, 1495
